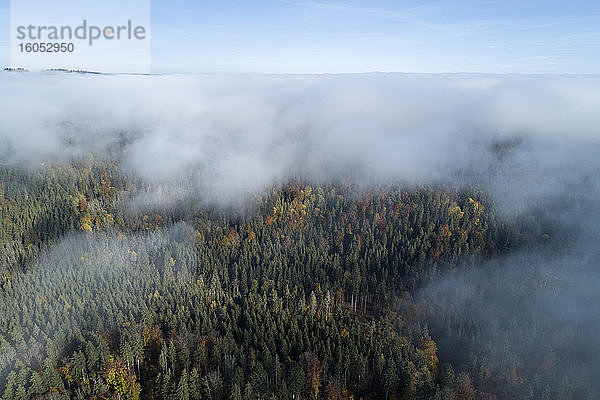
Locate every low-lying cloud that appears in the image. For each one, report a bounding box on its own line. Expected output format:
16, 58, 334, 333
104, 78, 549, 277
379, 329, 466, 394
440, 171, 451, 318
1, 72, 599, 207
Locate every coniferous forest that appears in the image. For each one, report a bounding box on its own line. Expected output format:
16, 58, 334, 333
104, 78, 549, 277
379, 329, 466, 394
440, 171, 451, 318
1, 155, 596, 400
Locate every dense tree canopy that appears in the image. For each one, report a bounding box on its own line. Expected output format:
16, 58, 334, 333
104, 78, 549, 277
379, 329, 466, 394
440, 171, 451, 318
0, 160, 594, 399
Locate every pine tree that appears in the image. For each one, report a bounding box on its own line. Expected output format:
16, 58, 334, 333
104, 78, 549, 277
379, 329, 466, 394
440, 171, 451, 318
230, 383, 242, 400
190, 368, 202, 400
176, 370, 190, 400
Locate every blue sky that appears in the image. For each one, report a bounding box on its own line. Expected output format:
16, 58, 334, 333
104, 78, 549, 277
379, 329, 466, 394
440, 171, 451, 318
1, 0, 599, 73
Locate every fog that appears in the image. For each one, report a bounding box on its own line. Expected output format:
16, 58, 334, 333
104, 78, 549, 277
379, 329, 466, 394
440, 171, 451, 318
1, 72, 599, 208
419, 227, 600, 397
0, 223, 199, 375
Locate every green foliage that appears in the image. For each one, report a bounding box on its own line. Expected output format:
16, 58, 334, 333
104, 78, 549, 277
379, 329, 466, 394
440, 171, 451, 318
0, 161, 573, 400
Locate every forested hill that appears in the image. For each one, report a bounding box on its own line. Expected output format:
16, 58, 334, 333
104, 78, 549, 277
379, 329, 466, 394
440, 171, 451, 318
0, 161, 592, 400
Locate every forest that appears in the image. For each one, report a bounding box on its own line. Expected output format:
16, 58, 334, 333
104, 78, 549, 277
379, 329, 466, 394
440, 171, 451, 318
1, 155, 595, 400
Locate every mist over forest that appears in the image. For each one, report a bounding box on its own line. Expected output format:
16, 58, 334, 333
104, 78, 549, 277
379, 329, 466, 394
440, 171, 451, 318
0, 71, 599, 399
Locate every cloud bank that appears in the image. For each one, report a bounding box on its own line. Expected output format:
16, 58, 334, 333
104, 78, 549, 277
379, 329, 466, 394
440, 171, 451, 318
1, 72, 599, 208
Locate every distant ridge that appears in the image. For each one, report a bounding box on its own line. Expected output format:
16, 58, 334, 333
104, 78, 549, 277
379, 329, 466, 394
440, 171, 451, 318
3, 67, 29, 72
47, 68, 102, 74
